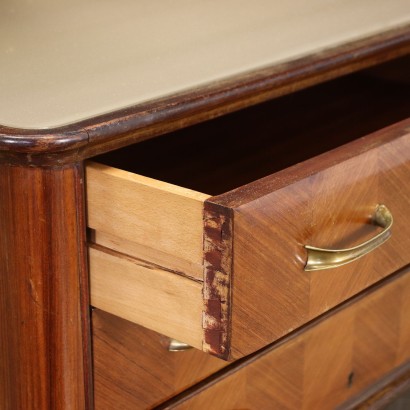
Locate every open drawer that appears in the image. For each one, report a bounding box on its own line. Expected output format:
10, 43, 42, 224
86, 58, 410, 360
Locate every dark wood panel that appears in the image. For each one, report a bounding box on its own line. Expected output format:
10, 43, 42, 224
162, 267, 410, 409
93, 310, 226, 409
0, 164, 92, 409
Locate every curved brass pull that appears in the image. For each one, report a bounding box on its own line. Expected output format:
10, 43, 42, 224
304, 204, 393, 271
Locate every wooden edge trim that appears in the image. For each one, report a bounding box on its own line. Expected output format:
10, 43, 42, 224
82, 25, 410, 144
0, 25, 408, 162
75, 163, 94, 409
0, 129, 89, 153
202, 201, 233, 360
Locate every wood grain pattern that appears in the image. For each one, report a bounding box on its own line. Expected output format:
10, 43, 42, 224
0, 163, 92, 409
205, 120, 410, 359
164, 266, 410, 410
90, 230, 201, 281
86, 161, 208, 279
89, 245, 203, 349
93, 310, 227, 409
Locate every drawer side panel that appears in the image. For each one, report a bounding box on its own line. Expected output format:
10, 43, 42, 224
86, 161, 209, 279
89, 246, 203, 349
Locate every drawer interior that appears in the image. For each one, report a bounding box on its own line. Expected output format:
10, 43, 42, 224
94, 56, 410, 196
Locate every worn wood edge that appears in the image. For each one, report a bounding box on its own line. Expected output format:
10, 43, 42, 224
209, 118, 410, 209
339, 361, 410, 410
86, 161, 208, 270
202, 201, 233, 360
0, 25, 408, 163
0, 129, 89, 153
88, 245, 203, 350
157, 264, 410, 408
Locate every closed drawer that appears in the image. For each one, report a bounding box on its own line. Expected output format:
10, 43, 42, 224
86, 59, 410, 360
92, 309, 226, 409
163, 266, 410, 410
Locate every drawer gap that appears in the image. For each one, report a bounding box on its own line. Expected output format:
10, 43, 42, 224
94, 56, 410, 196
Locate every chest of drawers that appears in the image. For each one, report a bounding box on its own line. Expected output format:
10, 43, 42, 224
1, 1, 410, 409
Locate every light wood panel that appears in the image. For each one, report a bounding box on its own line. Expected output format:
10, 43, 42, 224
93, 310, 227, 409
91, 230, 202, 281
86, 161, 208, 279
167, 267, 410, 410
89, 246, 203, 349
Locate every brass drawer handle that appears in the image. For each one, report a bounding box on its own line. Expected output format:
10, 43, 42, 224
304, 204, 393, 271
168, 339, 193, 352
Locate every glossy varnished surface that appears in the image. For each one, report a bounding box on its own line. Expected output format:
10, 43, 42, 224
93, 310, 226, 409
0, 1, 409, 129
204, 119, 410, 359
163, 267, 410, 409
0, 164, 92, 409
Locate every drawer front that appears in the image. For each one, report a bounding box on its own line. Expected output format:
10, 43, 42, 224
87, 119, 410, 360
166, 267, 410, 410
93, 310, 226, 409
204, 120, 410, 359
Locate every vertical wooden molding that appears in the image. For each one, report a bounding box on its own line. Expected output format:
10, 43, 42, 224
203, 201, 233, 360
75, 164, 94, 409
0, 163, 92, 409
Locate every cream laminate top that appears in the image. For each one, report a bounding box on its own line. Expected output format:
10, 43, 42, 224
1, 0, 409, 129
